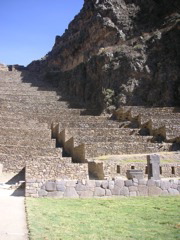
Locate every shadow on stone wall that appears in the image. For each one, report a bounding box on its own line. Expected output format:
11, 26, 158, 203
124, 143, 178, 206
19, 69, 102, 115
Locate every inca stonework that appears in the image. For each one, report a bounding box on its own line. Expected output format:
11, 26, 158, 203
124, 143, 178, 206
0, 0, 180, 198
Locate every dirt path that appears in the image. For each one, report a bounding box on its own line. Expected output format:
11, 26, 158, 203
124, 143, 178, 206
0, 177, 28, 240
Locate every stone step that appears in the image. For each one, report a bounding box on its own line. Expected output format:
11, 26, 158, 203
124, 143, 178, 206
63, 127, 134, 142
64, 135, 153, 157
0, 154, 72, 173
0, 104, 84, 115
151, 120, 180, 130
53, 121, 121, 138
0, 122, 49, 131
0, 74, 41, 82
0, 99, 70, 114
165, 127, 180, 142
57, 120, 120, 130
127, 106, 179, 115
0, 127, 52, 139
0, 113, 109, 130
79, 142, 172, 160
139, 113, 180, 120
0, 137, 56, 148
0, 81, 55, 89
152, 124, 180, 138
0, 115, 44, 123
0, 110, 107, 122
121, 116, 180, 128
0, 82, 32, 88
0, 90, 59, 97
116, 107, 179, 120
0, 118, 49, 129
73, 135, 152, 145
0, 78, 41, 83
140, 117, 180, 129
0, 145, 62, 157
0, 94, 61, 102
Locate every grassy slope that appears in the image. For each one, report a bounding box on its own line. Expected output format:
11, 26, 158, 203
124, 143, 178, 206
26, 196, 180, 240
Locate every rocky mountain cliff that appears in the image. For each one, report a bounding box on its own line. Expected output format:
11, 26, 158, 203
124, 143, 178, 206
28, 0, 180, 112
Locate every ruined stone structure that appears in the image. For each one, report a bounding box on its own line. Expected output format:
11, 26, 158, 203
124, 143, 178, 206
0, 69, 179, 198
0, 0, 180, 197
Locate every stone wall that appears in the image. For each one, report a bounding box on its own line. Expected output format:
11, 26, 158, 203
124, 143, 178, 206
99, 161, 180, 179
26, 178, 180, 198
26, 157, 89, 186
0, 155, 26, 174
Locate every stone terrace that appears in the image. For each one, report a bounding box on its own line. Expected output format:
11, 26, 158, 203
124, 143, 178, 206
0, 70, 179, 192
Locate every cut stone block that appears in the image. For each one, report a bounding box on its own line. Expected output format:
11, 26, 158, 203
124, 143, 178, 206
129, 186, 138, 192
38, 189, 48, 197
160, 181, 171, 190
120, 187, 129, 196
47, 191, 64, 198
105, 189, 112, 196
147, 154, 161, 180
94, 187, 105, 197
66, 180, 77, 187
64, 187, 79, 198
127, 170, 143, 180
138, 185, 148, 196
78, 191, 93, 198
75, 183, 87, 191
161, 190, 169, 196
108, 181, 115, 190
129, 191, 137, 197
138, 179, 147, 185
148, 186, 162, 196
56, 184, 66, 192
125, 180, 133, 187
101, 181, 108, 189
111, 186, 121, 195
147, 179, 156, 186
168, 188, 179, 195
45, 182, 56, 192
115, 179, 124, 188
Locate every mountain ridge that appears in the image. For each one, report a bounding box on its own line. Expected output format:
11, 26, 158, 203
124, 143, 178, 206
27, 0, 180, 111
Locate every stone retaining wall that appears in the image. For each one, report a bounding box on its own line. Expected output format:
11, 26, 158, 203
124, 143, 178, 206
26, 157, 89, 186
26, 178, 180, 198
100, 162, 180, 179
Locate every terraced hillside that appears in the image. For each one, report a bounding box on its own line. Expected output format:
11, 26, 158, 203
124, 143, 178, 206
0, 69, 179, 185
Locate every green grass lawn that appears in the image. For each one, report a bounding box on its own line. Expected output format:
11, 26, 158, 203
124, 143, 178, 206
26, 196, 180, 240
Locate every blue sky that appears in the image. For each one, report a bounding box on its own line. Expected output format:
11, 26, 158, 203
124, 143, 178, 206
0, 0, 84, 66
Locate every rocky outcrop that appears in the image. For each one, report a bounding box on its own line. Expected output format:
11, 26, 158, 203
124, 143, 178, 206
28, 0, 180, 111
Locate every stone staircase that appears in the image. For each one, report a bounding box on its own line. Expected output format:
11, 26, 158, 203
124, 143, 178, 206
113, 107, 180, 144
0, 70, 179, 183
0, 70, 88, 181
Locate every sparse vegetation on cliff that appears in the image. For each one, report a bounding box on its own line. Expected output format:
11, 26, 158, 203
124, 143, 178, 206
28, 0, 180, 111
